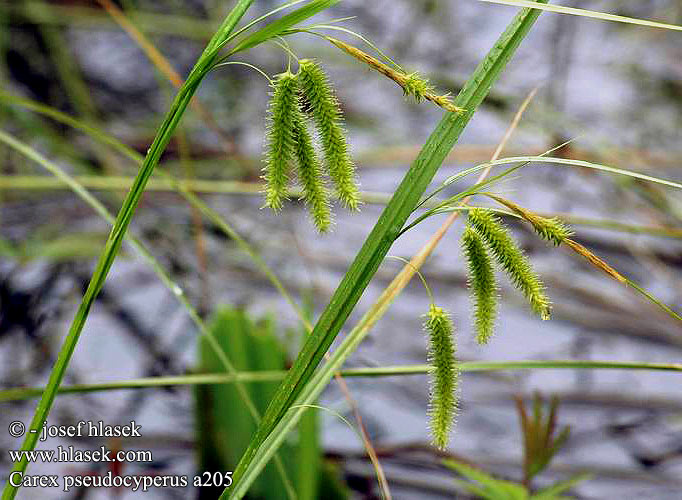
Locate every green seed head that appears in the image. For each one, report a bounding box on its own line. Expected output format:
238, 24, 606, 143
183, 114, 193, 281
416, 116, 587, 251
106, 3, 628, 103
488, 195, 573, 246
402, 71, 436, 102
262, 72, 298, 211
468, 208, 551, 321
401, 71, 460, 113
531, 216, 574, 246
298, 59, 360, 211
462, 226, 498, 344
424, 304, 459, 450
291, 108, 333, 233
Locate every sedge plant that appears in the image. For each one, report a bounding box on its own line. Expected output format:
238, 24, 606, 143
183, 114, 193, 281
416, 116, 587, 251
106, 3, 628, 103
5, 1, 682, 499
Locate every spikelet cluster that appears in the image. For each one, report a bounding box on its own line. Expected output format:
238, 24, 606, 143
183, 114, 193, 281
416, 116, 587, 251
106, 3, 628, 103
467, 208, 552, 321
298, 59, 360, 210
261, 65, 360, 232
462, 227, 498, 345
263, 72, 298, 211
424, 304, 459, 450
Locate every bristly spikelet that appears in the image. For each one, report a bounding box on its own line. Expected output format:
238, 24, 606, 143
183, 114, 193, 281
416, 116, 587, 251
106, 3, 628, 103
424, 304, 459, 450
401, 72, 458, 112
262, 72, 298, 211
468, 208, 552, 321
531, 216, 574, 246
298, 59, 360, 210
487, 195, 573, 246
291, 106, 333, 232
402, 71, 436, 101
462, 226, 498, 345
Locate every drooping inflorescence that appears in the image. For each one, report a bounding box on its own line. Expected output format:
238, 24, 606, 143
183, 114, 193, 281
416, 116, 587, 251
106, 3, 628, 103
462, 226, 498, 345
290, 106, 333, 232
298, 59, 360, 210
424, 303, 459, 450
263, 71, 298, 211
467, 208, 551, 321
261, 63, 361, 232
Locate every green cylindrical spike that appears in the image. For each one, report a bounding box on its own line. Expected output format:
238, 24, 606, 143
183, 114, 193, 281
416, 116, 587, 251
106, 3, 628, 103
462, 226, 498, 344
262, 72, 298, 211
291, 107, 332, 233
468, 208, 551, 321
424, 304, 459, 450
298, 59, 360, 211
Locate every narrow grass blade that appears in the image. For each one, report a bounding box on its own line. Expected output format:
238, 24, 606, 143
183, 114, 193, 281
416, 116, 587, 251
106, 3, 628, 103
496, 156, 682, 190
1, 2, 256, 498
0, 128, 306, 494
229, 0, 339, 55
4, 359, 682, 403
480, 0, 682, 32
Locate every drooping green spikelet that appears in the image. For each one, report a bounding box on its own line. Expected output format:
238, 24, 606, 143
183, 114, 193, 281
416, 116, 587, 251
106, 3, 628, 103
462, 226, 498, 345
262, 71, 298, 211
468, 208, 552, 321
424, 304, 459, 450
291, 107, 333, 232
298, 59, 360, 210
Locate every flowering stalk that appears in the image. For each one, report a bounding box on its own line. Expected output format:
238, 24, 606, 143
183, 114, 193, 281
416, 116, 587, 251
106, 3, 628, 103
468, 208, 551, 320
263, 72, 298, 211
462, 226, 498, 344
298, 59, 360, 210
424, 304, 459, 450
487, 194, 573, 246
291, 105, 333, 232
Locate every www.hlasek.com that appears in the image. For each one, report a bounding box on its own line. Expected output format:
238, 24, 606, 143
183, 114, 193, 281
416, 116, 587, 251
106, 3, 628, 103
6, 420, 233, 492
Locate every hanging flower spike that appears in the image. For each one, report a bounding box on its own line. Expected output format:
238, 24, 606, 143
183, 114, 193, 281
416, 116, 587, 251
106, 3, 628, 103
263, 71, 299, 211
424, 304, 459, 450
468, 208, 551, 321
298, 59, 360, 210
462, 226, 498, 345
290, 99, 333, 233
